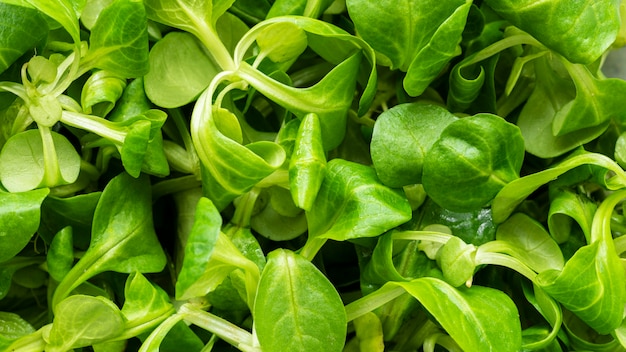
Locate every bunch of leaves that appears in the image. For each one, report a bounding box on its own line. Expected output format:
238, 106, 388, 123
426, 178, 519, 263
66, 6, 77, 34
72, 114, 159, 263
1, 0, 626, 351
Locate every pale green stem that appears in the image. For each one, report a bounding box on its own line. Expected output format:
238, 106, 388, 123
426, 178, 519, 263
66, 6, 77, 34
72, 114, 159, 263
344, 284, 407, 322
39, 125, 60, 187
179, 304, 258, 352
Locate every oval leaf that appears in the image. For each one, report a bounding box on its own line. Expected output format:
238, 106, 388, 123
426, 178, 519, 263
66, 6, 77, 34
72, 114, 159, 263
254, 249, 346, 352
422, 113, 525, 212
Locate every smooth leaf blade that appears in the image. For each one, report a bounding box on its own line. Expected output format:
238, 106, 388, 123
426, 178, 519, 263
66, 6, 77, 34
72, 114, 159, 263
370, 102, 458, 187
47, 295, 125, 351
396, 277, 522, 352
306, 159, 412, 240
0, 2, 48, 74
347, 0, 471, 96
83, 0, 149, 78
144, 31, 219, 108
52, 172, 166, 308
254, 249, 346, 352
0, 188, 49, 262
422, 113, 525, 212
484, 0, 621, 63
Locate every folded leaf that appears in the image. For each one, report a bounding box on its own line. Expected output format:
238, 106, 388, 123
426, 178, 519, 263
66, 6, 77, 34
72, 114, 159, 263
307, 159, 412, 240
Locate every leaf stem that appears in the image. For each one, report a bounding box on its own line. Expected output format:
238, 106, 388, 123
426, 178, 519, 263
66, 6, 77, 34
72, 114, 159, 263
179, 303, 258, 352
344, 283, 406, 322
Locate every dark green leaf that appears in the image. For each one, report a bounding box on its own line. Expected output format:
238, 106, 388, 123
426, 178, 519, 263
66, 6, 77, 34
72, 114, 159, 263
0, 187, 49, 262
0, 2, 48, 74
422, 113, 525, 212
46, 226, 74, 282
370, 102, 458, 187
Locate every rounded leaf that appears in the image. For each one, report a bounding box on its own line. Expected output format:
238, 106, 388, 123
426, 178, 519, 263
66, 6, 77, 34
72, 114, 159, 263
422, 114, 524, 212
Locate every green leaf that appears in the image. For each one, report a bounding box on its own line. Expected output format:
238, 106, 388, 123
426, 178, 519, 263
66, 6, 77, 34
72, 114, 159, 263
0, 2, 48, 74
395, 277, 522, 351
254, 249, 346, 352
484, 0, 621, 64
144, 0, 236, 70
256, 21, 308, 63
121, 272, 175, 337
193, 104, 285, 210
46, 295, 125, 351
547, 190, 596, 244
436, 236, 477, 287
537, 190, 626, 335
0, 257, 43, 299
551, 63, 626, 136
144, 31, 219, 108
23, 0, 81, 44
0, 187, 49, 262
52, 172, 166, 309
347, 0, 472, 96
289, 113, 327, 211
370, 102, 458, 187
422, 113, 525, 212
38, 192, 101, 248
46, 226, 74, 282
236, 51, 362, 150
0, 312, 35, 349
489, 213, 564, 273
492, 152, 626, 223
306, 159, 412, 240
0, 129, 81, 192
175, 197, 259, 301
80, 70, 127, 116
517, 55, 608, 158
82, 0, 149, 78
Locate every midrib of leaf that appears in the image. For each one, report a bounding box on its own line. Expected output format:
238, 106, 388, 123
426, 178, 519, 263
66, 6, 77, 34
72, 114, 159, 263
283, 255, 306, 347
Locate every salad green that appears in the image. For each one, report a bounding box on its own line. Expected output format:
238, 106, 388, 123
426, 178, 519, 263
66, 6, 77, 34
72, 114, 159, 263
1, 0, 626, 351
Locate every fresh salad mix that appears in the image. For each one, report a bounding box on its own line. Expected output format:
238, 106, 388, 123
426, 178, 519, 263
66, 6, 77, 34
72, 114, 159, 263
1, 0, 626, 351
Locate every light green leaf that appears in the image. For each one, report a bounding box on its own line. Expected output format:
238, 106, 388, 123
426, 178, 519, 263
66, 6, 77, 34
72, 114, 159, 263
80, 70, 127, 116
254, 249, 346, 352
537, 190, 626, 335
52, 172, 167, 309
0, 129, 81, 192
256, 22, 308, 63
82, 0, 149, 78
422, 113, 525, 212
175, 197, 259, 301
144, 31, 219, 108
46, 295, 125, 352
346, 0, 471, 96
436, 236, 477, 287
370, 102, 458, 187
396, 277, 522, 351
307, 159, 412, 240
484, 0, 621, 63
23, 0, 81, 44
236, 51, 362, 150
144, 0, 236, 70
489, 213, 564, 273
289, 113, 327, 211
0, 312, 35, 349
121, 272, 175, 337
547, 190, 596, 244
0, 187, 49, 263
193, 103, 285, 210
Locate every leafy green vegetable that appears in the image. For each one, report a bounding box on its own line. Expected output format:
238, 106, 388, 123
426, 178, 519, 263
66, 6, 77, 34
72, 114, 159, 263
254, 249, 346, 352
2, 1, 626, 351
